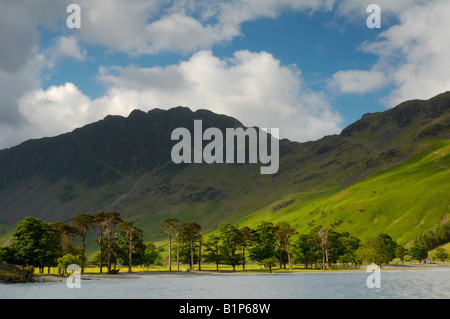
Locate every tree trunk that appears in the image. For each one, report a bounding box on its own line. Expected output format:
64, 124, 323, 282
190, 240, 194, 271
286, 243, 292, 270
107, 231, 112, 273
176, 234, 180, 271
128, 234, 133, 273
318, 228, 330, 271
98, 229, 103, 273
279, 245, 283, 269
168, 231, 172, 271
81, 232, 86, 274
99, 242, 103, 273
322, 249, 326, 270
198, 238, 202, 271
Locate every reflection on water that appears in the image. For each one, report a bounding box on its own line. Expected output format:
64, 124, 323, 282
1, 268, 449, 299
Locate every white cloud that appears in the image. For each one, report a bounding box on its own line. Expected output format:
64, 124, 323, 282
71, 0, 450, 109
72, 0, 426, 58
76, 0, 157, 55
97, 50, 343, 142
0, 0, 73, 146
0, 0, 68, 123
4, 0, 450, 150
0, 0, 343, 149
18, 83, 94, 137
46, 36, 86, 67
75, 0, 227, 55
370, 0, 450, 106
0, 0, 70, 72
331, 0, 450, 107
329, 69, 387, 94
144, 13, 222, 54
13, 50, 343, 146
0, 51, 44, 127
74, 0, 335, 55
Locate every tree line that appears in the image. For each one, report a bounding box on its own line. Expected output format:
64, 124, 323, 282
0, 214, 442, 274
160, 218, 435, 272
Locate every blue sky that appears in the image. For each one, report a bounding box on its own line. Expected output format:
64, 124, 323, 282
1, 0, 449, 149
43, 8, 385, 123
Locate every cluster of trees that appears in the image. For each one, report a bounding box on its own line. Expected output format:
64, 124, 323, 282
161, 219, 437, 272
415, 220, 450, 250
0, 213, 161, 274
1, 214, 446, 274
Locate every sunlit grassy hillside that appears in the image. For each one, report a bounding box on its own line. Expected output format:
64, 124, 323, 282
234, 139, 450, 246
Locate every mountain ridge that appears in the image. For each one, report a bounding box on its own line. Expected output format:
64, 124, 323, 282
1, 92, 449, 245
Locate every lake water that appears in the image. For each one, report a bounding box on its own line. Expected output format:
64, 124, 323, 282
1, 267, 449, 299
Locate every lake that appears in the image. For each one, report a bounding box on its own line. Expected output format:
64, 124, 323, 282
1, 267, 449, 299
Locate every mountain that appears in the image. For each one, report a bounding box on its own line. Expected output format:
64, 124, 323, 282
0, 92, 449, 245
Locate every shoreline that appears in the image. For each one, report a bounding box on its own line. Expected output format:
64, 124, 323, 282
34, 263, 450, 283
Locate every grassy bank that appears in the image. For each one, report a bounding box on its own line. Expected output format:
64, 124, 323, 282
32, 260, 450, 277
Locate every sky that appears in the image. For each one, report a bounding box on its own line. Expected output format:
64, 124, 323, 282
1, 0, 450, 149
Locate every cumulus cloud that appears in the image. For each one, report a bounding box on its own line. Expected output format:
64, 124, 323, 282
18, 83, 95, 138
329, 69, 387, 94
0, 0, 72, 145
16, 50, 342, 144
0, 0, 343, 149
74, 0, 335, 55
99, 50, 343, 142
0, 0, 70, 72
0, 52, 44, 127
2, 0, 450, 150
369, 0, 450, 106
74, 0, 224, 55
45, 36, 86, 68
331, 0, 450, 107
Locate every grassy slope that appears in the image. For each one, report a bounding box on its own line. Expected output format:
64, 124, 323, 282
233, 139, 450, 246
430, 242, 450, 260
